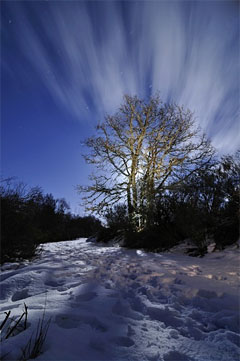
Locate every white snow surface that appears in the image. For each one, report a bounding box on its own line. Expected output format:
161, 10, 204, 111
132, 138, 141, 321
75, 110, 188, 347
0, 238, 239, 361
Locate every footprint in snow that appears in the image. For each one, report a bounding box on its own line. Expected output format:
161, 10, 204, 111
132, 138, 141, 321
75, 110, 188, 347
11, 289, 30, 302
163, 351, 195, 361
55, 315, 80, 329
44, 280, 63, 287
111, 336, 135, 347
76, 291, 97, 301
147, 306, 184, 328
55, 314, 107, 332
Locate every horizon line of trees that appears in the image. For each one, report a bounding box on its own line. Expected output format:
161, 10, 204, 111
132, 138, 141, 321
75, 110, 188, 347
0, 178, 102, 264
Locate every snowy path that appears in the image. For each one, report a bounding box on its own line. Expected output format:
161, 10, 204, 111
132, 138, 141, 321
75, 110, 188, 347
0, 239, 239, 361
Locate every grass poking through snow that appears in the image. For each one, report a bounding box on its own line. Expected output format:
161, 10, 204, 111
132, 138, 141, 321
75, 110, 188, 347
0, 303, 51, 361
19, 313, 51, 361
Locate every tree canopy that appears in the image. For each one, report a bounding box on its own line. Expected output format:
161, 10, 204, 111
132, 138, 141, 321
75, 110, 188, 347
79, 94, 215, 229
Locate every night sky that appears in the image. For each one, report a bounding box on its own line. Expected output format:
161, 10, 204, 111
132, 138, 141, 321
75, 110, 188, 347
1, 1, 239, 214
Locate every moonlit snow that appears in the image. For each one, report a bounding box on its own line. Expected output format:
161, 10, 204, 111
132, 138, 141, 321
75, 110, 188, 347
0, 239, 239, 361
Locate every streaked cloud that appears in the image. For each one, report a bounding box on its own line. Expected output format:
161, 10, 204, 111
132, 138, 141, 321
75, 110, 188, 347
3, 1, 239, 153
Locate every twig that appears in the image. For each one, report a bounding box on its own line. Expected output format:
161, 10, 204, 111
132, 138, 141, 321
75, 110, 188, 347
23, 303, 28, 330
5, 312, 25, 339
20, 315, 51, 361
0, 311, 11, 331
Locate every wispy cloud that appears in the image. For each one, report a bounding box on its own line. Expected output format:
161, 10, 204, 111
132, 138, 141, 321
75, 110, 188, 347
4, 1, 239, 153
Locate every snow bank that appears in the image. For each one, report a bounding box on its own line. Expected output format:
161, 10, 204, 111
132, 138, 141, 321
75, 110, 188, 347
0, 238, 239, 361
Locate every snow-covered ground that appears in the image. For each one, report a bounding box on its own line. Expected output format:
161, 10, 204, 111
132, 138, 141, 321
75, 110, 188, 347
0, 238, 239, 361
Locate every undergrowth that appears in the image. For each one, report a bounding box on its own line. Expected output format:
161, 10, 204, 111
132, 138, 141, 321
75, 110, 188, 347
0, 303, 51, 361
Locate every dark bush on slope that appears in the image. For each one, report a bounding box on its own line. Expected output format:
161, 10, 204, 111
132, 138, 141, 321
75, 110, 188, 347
105, 204, 129, 232
123, 225, 180, 252
94, 227, 119, 244
0, 179, 102, 264
170, 153, 240, 251
102, 152, 239, 254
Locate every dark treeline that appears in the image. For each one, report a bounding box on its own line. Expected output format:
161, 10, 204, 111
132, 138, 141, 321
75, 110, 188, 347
99, 153, 240, 255
1, 152, 239, 264
0, 179, 102, 263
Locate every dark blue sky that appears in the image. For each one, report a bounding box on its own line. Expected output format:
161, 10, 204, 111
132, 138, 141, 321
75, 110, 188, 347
1, 1, 239, 214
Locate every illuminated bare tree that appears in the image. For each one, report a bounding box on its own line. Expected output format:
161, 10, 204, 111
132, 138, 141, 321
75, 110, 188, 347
138, 103, 215, 226
78, 94, 214, 229
78, 95, 154, 219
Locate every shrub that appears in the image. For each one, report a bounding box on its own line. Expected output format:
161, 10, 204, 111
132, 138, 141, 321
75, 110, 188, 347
94, 227, 119, 243
124, 224, 180, 252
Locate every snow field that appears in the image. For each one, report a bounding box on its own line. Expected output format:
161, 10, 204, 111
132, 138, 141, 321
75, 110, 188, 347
0, 238, 239, 361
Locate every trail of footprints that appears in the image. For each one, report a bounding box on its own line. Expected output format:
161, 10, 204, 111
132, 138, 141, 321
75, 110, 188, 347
54, 288, 136, 350
55, 313, 108, 332
55, 311, 135, 348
